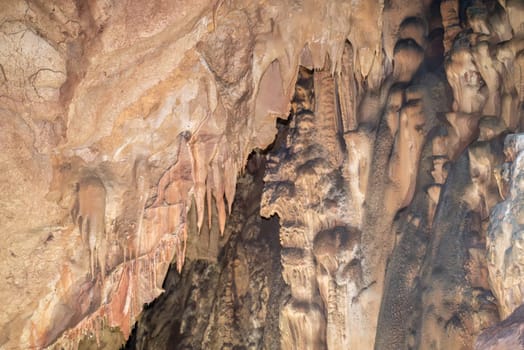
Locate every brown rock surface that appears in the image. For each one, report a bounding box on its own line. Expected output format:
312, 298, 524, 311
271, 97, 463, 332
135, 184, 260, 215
1, 0, 524, 349
476, 304, 524, 350
124, 154, 286, 350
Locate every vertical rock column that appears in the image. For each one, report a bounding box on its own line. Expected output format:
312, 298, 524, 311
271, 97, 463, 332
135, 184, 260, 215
356, 14, 429, 349
261, 65, 353, 349
416, 2, 520, 348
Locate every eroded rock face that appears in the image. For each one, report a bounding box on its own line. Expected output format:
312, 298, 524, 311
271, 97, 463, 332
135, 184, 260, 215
262, 66, 358, 350
0, 1, 378, 348
486, 134, 524, 319
475, 134, 524, 350
1, 0, 524, 349
476, 304, 524, 350
125, 154, 286, 350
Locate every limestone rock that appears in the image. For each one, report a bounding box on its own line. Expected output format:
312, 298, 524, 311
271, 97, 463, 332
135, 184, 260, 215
487, 134, 524, 319
476, 304, 524, 350
1, 1, 524, 349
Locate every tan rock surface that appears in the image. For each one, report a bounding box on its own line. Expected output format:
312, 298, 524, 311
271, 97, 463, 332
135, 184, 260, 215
1, 0, 524, 349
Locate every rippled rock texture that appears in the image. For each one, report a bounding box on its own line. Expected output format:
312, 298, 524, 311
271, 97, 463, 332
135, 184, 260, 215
1, 0, 524, 349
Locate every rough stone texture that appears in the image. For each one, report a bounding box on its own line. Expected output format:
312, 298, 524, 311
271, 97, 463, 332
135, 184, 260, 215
261, 66, 353, 349
487, 134, 524, 318
125, 154, 286, 350
476, 304, 524, 350
1, 0, 524, 349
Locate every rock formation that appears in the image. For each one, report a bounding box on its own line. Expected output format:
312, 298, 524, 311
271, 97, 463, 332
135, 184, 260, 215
0, 0, 524, 349
125, 153, 286, 350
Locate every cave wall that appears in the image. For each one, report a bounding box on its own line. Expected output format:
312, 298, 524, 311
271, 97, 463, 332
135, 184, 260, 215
1, 0, 524, 349
260, 1, 524, 349
124, 154, 286, 350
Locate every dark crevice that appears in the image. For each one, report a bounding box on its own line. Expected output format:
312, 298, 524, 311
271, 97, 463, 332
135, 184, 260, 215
123, 67, 300, 350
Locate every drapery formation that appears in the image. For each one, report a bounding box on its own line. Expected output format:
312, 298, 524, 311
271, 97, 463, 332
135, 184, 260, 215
1, 1, 523, 349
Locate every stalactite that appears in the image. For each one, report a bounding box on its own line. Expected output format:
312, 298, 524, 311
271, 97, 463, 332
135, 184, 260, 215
2, 1, 524, 349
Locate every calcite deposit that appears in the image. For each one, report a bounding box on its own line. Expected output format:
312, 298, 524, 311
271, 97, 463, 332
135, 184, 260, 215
1, 0, 524, 349
486, 134, 524, 319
